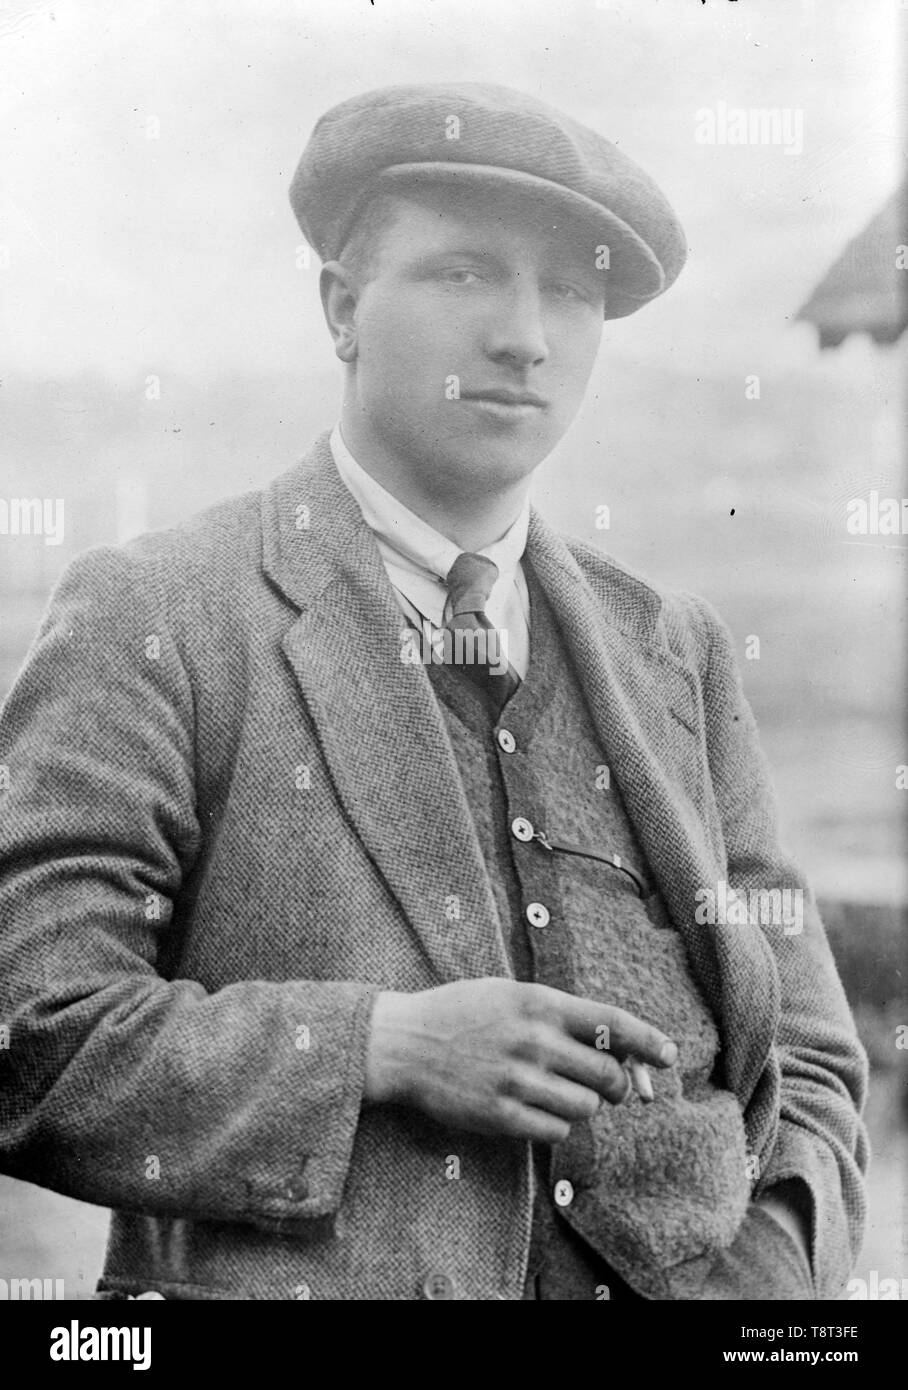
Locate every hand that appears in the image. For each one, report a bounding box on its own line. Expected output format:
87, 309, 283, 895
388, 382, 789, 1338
364, 978, 678, 1145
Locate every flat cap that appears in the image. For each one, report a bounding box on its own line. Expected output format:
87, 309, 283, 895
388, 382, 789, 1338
289, 82, 687, 320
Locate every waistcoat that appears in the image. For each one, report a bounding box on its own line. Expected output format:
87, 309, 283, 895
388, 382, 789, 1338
423, 565, 751, 1300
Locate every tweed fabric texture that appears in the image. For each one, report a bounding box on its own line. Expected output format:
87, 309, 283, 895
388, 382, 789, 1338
698, 1204, 814, 1300
289, 82, 688, 319
422, 659, 535, 983
0, 432, 867, 1299
426, 572, 752, 1300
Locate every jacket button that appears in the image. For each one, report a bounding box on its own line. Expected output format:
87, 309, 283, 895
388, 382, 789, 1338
421, 1270, 455, 1300
511, 817, 534, 842
285, 1175, 309, 1201
526, 902, 550, 929
497, 728, 517, 753
553, 1179, 575, 1208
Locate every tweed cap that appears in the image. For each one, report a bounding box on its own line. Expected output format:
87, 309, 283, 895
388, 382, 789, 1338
289, 82, 687, 320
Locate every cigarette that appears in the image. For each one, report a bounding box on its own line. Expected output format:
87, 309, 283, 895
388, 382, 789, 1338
628, 1058, 654, 1103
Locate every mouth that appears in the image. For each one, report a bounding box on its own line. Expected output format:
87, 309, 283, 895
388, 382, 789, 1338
460, 387, 548, 421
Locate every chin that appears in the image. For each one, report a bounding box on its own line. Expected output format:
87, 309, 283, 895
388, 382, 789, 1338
440, 442, 543, 492
439, 421, 553, 475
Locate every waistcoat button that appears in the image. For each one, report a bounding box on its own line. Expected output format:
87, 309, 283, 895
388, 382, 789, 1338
511, 817, 534, 842
421, 1270, 455, 1300
553, 1179, 575, 1208
497, 728, 517, 753
526, 902, 550, 929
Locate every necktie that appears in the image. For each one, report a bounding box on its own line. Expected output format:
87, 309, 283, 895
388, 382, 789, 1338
443, 552, 520, 715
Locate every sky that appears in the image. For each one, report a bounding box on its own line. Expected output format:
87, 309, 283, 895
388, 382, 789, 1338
0, 0, 904, 385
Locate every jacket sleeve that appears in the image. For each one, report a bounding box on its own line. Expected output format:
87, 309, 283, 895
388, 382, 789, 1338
686, 592, 870, 1299
0, 545, 380, 1230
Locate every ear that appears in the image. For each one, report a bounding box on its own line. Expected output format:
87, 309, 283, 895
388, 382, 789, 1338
319, 261, 360, 363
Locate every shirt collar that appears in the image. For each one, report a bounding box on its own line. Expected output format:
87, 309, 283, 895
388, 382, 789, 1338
329, 423, 529, 621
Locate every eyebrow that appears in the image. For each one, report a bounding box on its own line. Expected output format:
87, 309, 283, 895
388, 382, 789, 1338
407, 247, 498, 268
405, 247, 601, 280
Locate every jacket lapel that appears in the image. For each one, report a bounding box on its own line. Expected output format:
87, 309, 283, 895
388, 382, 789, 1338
260, 437, 775, 1104
260, 434, 511, 984
525, 514, 778, 1107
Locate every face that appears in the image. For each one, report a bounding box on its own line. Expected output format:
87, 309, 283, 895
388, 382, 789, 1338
331, 183, 606, 499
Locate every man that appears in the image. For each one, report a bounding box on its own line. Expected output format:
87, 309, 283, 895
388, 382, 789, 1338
0, 83, 867, 1300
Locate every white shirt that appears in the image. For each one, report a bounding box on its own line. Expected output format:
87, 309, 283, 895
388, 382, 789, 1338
330, 424, 531, 677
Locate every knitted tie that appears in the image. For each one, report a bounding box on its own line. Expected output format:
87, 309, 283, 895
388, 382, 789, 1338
443, 552, 520, 715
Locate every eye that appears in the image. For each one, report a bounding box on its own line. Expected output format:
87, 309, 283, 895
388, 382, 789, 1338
439, 268, 483, 285
548, 281, 591, 303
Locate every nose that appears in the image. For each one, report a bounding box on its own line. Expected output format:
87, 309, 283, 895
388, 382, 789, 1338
485, 281, 549, 369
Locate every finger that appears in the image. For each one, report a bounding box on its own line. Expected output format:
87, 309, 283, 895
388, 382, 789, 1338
535, 1032, 636, 1103
502, 1062, 602, 1122
543, 989, 678, 1067
486, 1100, 572, 1146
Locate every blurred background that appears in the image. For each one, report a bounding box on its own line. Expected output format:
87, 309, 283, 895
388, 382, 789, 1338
1, 0, 905, 1298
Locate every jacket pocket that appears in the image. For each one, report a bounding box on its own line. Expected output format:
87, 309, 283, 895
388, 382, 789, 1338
698, 1203, 816, 1301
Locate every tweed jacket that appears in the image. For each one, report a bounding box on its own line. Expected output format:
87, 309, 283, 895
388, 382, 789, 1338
0, 432, 868, 1300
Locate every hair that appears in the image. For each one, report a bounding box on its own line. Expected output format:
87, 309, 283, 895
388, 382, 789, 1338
335, 190, 412, 285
